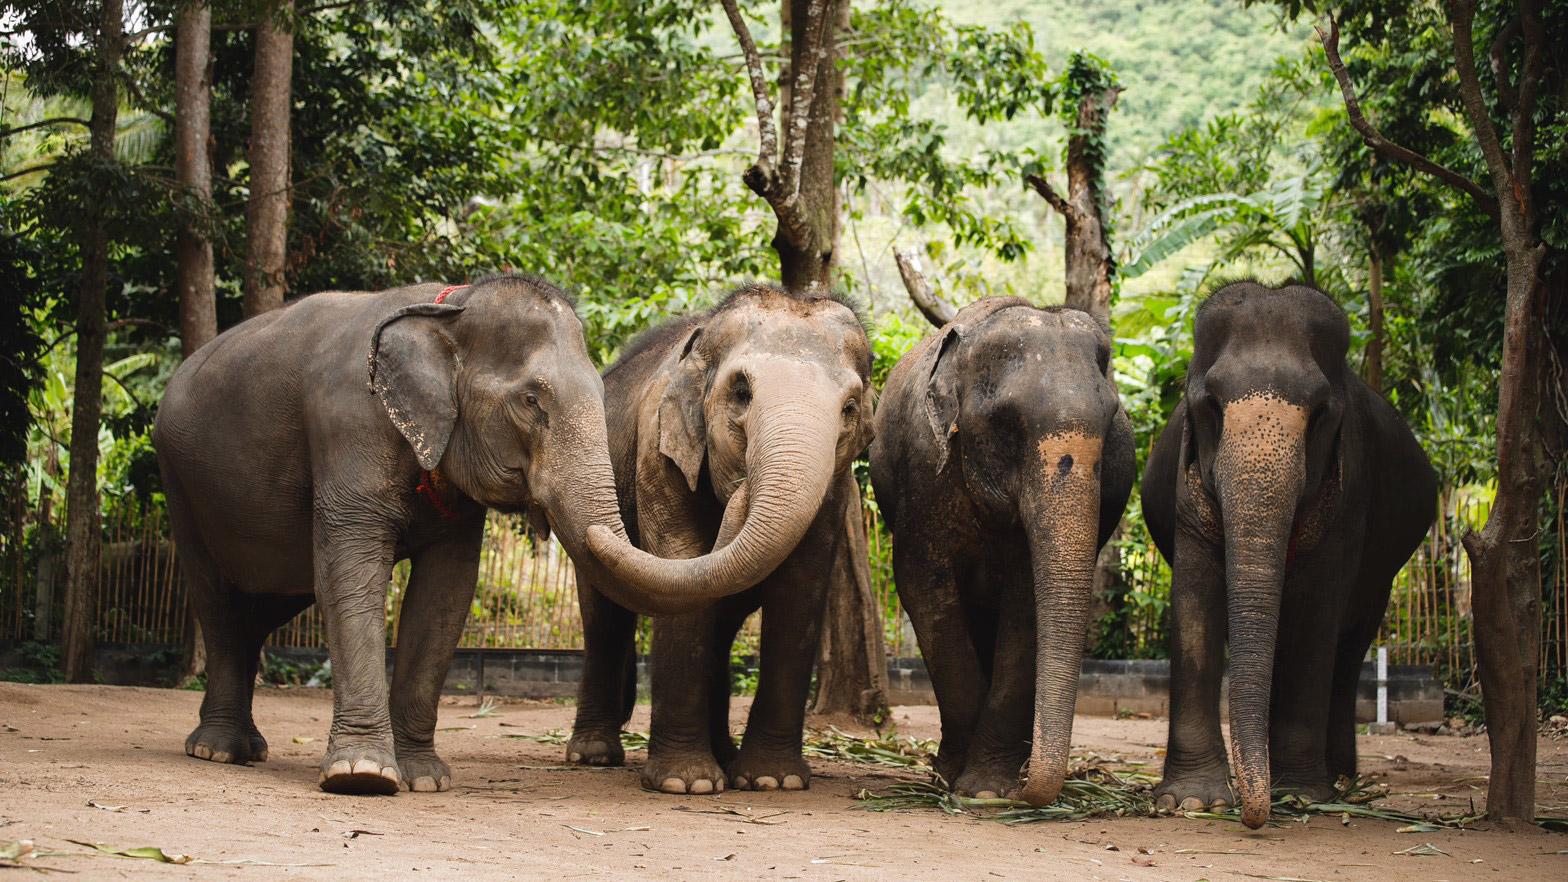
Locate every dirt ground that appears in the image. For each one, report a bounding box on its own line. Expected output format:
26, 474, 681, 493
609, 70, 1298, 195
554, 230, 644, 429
2, 683, 1565, 881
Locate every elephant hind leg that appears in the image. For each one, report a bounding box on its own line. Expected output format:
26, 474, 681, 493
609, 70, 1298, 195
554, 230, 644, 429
568, 579, 639, 767
186, 581, 309, 764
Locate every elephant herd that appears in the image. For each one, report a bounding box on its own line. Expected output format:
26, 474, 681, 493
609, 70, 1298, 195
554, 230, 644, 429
152, 274, 1436, 829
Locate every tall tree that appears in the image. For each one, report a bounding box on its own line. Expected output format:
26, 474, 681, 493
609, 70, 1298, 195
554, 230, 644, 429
175, 0, 217, 354
721, 0, 888, 718
242, 0, 294, 317
1314, 0, 1558, 820
1026, 53, 1121, 327
61, 0, 124, 682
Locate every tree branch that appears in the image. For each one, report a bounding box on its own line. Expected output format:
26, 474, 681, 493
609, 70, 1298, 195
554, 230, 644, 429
894, 247, 957, 327
1316, 14, 1498, 218
1, 162, 57, 182
780, 0, 831, 200
1446, 1, 1517, 215
0, 117, 91, 139
1510, 0, 1544, 215
1026, 173, 1081, 222
119, 70, 175, 125
1489, 15, 1521, 113
718, 0, 778, 181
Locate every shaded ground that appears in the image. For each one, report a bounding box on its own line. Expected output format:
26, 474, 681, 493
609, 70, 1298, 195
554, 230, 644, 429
2, 682, 1564, 880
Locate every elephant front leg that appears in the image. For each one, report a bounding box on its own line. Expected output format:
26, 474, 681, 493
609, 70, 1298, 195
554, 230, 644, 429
389, 526, 483, 792
644, 610, 727, 794
894, 542, 986, 788
313, 516, 401, 795
1268, 550, 1345, 804
953, 565, 1033, 799
569, 579, 639, 767
728, 519, 836, 792
1155, 528, 1233, 812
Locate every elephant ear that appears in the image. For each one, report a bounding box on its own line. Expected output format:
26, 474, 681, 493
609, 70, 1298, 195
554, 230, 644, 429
368, 302, 466, 471
657, 324, 708, 493
924, 326, 962, 474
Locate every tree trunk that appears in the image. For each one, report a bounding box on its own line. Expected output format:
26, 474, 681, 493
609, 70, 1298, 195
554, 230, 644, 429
1462, 244, 1546, 821
175, 0, 216, 683
176, 0, 217, 355
1028, 76, 1119, 327
812, 479, 889, 719
773, 0, 843, 293
62, 0, 124, 683
242, 0, 294, 317
1366, 238, 1384, 394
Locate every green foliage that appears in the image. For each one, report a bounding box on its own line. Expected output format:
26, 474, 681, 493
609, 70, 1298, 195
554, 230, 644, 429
0, 641, 65, 684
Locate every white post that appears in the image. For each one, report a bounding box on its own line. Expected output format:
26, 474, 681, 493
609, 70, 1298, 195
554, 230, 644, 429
1376, 645, 1389, 726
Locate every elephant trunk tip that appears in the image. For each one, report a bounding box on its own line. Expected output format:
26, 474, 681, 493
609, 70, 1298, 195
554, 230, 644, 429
1236, 770, 1271, 829
1018, 746, 1068, 808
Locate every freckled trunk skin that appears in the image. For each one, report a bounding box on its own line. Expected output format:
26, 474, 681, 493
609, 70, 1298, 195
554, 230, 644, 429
1214, 394, 1308, 829
1018, 433, 1102, 807
588, 384, 839, 606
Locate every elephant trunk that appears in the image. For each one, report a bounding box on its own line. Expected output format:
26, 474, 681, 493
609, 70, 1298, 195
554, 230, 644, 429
588, 377, 839, 606
1214, 393, 1308, 829
1017, 432, 1103, 808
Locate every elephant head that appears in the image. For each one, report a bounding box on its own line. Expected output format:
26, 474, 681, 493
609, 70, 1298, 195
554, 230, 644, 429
366, 274, 743, 615
587, 284, 874, 599
925, 299, 1131, 807
1182, 282, 1350, 828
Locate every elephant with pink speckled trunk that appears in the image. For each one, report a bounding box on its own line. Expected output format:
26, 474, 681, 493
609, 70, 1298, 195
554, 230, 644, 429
1142, 282, 1435, 828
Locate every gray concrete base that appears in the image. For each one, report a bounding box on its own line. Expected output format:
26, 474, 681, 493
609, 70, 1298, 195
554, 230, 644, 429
2, 642, 1443, 722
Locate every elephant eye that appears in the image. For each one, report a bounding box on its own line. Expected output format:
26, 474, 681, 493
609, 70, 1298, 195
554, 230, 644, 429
731, 377, 752, 406
524, 392, 540, 408
842, 398, 859, 417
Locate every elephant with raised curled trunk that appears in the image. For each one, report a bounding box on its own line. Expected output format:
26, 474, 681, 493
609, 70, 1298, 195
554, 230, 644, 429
570, 283, 874, 795
869, 298, 1134, 806
154, 275, 745, 796
1142, 281, 1435, 829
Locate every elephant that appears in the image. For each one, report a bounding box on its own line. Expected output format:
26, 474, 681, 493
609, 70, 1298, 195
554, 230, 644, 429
1141, 281, 1436, 828
153, 274, 747, 795
869, 297, 1134, 806
567, 282, 874, 795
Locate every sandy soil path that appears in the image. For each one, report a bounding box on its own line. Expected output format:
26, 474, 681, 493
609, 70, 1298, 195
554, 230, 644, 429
2, 682, 1564, 881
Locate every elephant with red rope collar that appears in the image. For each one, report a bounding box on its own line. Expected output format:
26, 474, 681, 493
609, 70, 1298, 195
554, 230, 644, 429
154, 274, 755, 795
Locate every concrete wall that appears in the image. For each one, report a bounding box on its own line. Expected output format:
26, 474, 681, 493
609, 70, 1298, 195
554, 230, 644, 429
2, 643, 1443, 723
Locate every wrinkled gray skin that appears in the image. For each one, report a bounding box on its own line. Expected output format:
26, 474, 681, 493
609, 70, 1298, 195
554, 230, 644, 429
569, 284, 874, 795
870, 299, 1134, 807
1142, 282, 1436, 828
154, 275, 742, 796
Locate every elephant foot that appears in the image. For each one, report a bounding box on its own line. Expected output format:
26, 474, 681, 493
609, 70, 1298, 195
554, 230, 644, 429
954, 759, 1023, 800
319, 738, 401, 795
1272, 774, 1335, 805
931, 747, 966, 789
727, 749, 810, 792
641, 746, 726, 795
1154, 763, 1234, 813
565, 728, 625, 767
396, 746, 453, 792
186, 720, 261, 765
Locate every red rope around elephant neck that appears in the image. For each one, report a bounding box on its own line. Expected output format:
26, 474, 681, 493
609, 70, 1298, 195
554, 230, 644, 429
416, 283, 469, 518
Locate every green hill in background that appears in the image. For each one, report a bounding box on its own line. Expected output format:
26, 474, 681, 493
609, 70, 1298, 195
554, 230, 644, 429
940, 0, 1312, 168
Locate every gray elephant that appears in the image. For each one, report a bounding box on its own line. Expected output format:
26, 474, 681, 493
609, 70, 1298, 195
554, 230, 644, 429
869, 298, 1134, 806
154, 275, 740, 795
1141, 281, 1436, 828
568, 283, 874, 794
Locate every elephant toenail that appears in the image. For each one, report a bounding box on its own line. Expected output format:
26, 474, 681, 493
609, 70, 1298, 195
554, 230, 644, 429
351, 758, 380, 776
733, 776, 749, 789
660, 777, 688, 794
974, 790, 997, 799
1211, 799, 1231, 810
1179, 796, 1205, 812
782, 775, 804, 790
754, 776, 779, 790
192, 744, 212, 760
413, 776, 437, 792
568, 752, 581, 763
328, 760, 353, 778
689, 779, 715, 794
439, 776, 451, 791
210, 751, 232, 764
1155, 794, 1176, 812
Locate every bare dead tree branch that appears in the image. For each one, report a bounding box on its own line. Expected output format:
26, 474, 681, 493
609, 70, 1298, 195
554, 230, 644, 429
718, 0, 777, 180
0, 116, 91, 139
1026, 173, 1079, 222
1317, 13, 1499, 217
894, 247, 957, 327
1446, 1, 1517, 203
